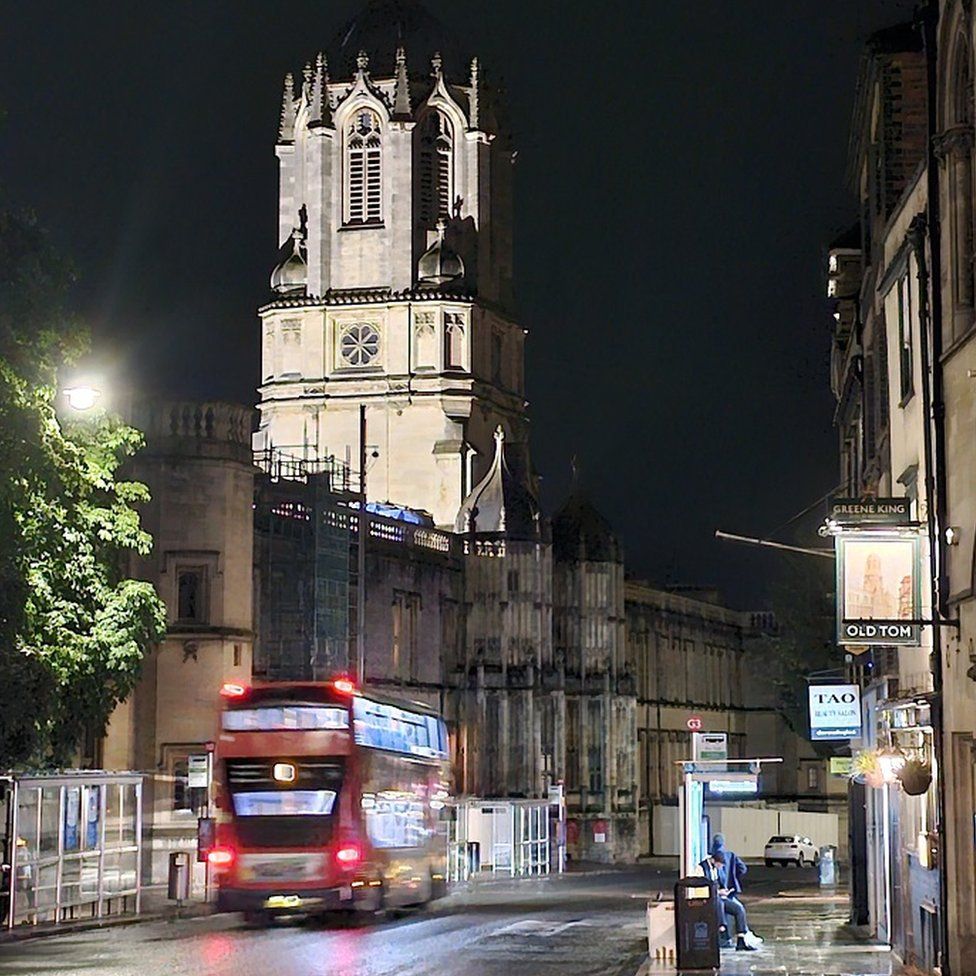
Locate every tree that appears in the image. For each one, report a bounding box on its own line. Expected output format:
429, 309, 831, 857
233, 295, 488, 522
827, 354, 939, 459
0, 201, 166, 767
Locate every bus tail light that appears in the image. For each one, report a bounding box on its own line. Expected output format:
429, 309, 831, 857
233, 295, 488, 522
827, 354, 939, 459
207, 846, 236, 869
336, 844, 361, 867
220, 682, 248, 699
332, 677, 356, 696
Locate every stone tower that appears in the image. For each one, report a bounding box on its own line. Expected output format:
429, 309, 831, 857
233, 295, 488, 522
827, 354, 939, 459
254, 1, 527, 528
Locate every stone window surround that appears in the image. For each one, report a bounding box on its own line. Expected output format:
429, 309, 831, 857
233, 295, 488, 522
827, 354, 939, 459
162, 550, 221, 628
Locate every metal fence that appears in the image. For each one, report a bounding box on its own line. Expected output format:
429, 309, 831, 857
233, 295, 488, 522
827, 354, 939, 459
2, 772, 142, 929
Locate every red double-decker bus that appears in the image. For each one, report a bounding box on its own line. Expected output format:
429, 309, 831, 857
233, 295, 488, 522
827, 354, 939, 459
210, 678, 451, 923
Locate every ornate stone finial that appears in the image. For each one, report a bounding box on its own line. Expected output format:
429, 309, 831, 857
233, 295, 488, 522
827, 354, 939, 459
570, 453, 580, 488
452, 195, 463, 220
309, 51, 330, 125
431, 51, 443, 78
278, 72, 297, 143
493, 425, 505, 450
357, 50, 370, 74
436, 217, 447, 241
303, 60, 313, 96
469, 57, 480, 129
393, 45, 411, 117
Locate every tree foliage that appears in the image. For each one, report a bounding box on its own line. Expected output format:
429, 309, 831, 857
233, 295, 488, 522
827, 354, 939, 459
0, 203, 166, 767
764, 553, 837, 724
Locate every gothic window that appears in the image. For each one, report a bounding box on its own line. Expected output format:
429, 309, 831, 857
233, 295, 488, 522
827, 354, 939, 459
587, 700, 604, 794
413, 311, 436, 369
897, 273, 914, 402
280, 319, 302, 377
444, 311, 466, 370
345, 108, 382, 225
392, 591, 420, 681
948, 31, 975, 328
418, 111, 453, 226
491, 329, 503, 386
339, 322, 380, 367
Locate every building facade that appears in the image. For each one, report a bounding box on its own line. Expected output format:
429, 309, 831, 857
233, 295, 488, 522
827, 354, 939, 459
829, 6, 976, 971
102, 0, 817, 874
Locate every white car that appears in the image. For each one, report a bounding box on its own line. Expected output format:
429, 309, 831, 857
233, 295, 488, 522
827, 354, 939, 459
764, 834, 819, 867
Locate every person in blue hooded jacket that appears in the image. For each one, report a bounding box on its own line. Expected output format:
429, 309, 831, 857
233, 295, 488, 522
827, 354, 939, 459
699, 834, 763, 951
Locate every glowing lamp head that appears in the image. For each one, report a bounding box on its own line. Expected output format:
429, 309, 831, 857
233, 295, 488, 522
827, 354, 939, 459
332, 677, 356, 695
207, 846, 235, 869
879, 750, 906, 785
63, 385, 101, 412
336, 844, 361, 866
273, 762, 296, 783
219, 682, 248, 699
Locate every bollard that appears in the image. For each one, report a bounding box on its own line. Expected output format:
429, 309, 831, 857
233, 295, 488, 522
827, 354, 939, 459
168, 851, 191, 908
818, 845, 837, 886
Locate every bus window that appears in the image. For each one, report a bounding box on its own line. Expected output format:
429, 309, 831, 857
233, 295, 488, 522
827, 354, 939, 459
232, 790, 337, 817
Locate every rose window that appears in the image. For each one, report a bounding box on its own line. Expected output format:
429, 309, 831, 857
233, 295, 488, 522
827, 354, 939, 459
339, 323, 380, 366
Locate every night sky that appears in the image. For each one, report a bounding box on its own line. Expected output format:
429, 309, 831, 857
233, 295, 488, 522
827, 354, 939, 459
1, 0, 919, 606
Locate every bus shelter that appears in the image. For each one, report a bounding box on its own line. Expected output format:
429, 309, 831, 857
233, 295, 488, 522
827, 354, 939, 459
2, 771, 143, 929
448, 798, 554, 882
677, 758, 783, 876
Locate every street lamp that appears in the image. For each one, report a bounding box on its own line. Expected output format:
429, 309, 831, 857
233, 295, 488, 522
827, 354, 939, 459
63, 385, 101, 412
878, 747, 906, 785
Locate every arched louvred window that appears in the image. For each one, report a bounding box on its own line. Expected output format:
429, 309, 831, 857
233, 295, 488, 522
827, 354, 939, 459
950, 33, 975, 313
418, 111, 453, 226
346, 108, 383, 225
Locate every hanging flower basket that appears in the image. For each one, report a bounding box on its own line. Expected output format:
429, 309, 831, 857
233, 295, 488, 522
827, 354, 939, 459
897, 758, 932, 796
851, 749, 886, 788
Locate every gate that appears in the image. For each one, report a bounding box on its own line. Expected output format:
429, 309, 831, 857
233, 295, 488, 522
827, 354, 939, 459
2, 772, 143, 929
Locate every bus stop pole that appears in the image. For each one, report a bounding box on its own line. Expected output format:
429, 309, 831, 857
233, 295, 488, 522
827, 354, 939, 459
7, 779, 18, 931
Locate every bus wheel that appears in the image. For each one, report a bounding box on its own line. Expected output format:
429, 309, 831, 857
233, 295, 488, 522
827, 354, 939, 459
242, 910, 272, 928
430, 872, 447, 901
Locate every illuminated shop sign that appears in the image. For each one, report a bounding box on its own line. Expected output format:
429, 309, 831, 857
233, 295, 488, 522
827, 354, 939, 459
808, 684, 862, 740
836, 534, 921, 646
829, 497, 912, 525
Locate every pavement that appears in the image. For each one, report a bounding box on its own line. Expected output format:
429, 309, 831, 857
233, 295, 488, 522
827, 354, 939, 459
0, 863, 893, 976
641, 879, 892, 976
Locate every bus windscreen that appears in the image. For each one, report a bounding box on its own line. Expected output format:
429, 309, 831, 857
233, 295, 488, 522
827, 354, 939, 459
222, 706, 349, 732
232, 790, 338, 817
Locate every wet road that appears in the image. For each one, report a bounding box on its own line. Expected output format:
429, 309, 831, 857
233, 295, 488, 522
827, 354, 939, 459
0, 865, 883, 976
0, 868, 659, 976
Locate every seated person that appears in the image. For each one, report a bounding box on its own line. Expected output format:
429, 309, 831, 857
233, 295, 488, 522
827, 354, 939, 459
699, 839, 763, 951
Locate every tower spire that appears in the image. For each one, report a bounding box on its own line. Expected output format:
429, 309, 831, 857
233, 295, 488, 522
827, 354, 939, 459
393, 46, 411, 117
278, 72, 296, 143
309, 51, 330, 126
356, 49, 370, 80
469, 57, 480, 129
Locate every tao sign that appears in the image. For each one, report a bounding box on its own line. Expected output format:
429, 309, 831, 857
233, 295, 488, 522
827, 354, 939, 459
808, 683, 861, 741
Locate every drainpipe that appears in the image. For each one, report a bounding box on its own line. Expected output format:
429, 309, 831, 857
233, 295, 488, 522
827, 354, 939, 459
918, 4, 951, 971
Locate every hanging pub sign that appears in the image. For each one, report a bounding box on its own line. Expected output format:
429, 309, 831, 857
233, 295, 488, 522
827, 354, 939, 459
808, 684, 862, 740
836, 533, 921, 645
829, 497, 912, 525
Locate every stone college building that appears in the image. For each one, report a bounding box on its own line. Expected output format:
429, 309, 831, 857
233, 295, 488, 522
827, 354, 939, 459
103, 1, 806, 873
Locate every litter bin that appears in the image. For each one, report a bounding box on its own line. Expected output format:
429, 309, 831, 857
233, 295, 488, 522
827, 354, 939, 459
818, 845, 837, 886
674, 877, 720, 970
168, 851, 191, 903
